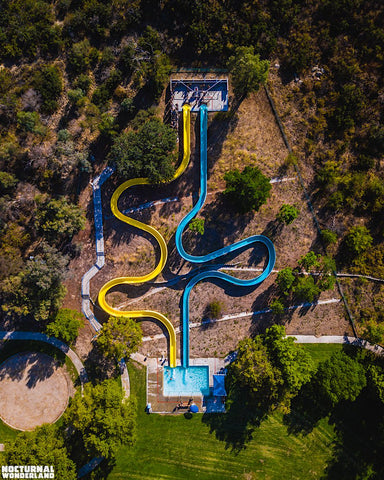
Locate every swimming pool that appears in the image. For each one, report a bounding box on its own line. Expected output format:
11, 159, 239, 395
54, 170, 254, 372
163, 366, 210, 397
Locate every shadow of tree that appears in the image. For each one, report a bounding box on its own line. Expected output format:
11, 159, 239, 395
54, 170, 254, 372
202, 384, 270, 453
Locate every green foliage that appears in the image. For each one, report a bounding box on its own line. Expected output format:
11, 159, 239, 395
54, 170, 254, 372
57, 129, 71, 142
16, 111, 46, 136
229, 326, 313, 411
120, 97, 135, 115
64, 379, 136, 460
96, 316, 142, 360
110, 117, 177, 183
228, 46, 269, 98
361, 320, 384, 345
224, 166, 271, 214
277, 204, 299, 225
229, 337, 281, 408
189, 218, 205, 235
35, 196, 85, 244
67, 88, 85, 105
270, 298, 285, 315
5, 425, 76, 479
67, 40, 91, 76
0, 0, 61, 60
46, 308, 83, 344
119, 43, 135, 75
293, 275, 320, 303
298, 251, 321, 271
34, 65, 63, 114
315, 351, 367, 406
321, 228, 338, 246
0, 172, 18, 194
207, 301, 223, 319
98, 113, 117, 138
344, 225, 373, 257
73, 74, 92, 94
1, 242, 68, 321
276, 267, 295, 295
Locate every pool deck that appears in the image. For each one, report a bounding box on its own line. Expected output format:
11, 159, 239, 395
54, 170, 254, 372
146, 357, 225, 414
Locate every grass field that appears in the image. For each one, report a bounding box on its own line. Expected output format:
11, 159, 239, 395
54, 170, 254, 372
109, 344, 348, 480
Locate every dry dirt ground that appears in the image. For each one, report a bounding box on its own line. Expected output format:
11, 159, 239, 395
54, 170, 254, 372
0, 352, 74, 431
64, 86, 352, 362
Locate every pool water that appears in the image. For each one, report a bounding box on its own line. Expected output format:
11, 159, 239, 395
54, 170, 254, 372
163, 366, 210, 397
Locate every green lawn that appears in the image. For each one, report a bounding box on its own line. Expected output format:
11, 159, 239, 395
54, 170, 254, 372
109, 344, 346, 480
300, 343, 344, 366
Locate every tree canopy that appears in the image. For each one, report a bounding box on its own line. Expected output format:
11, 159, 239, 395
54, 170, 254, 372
228, 46, 270, 98
224, 166, 271, 214
64, 379, 136, 460
5, 425, 77, 480
96, 316, 143, 360
46, 308, 83, 344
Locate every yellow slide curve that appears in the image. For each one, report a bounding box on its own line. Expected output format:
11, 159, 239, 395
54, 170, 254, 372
98, 105, 191, 367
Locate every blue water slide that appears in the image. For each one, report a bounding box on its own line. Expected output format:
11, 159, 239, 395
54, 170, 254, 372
175, 104, 276, 368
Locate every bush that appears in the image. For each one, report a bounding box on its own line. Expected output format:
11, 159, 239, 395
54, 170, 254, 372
228, 46, 269, 98
0, 172, 17, 194
270, 299, 285, 315
293, 276, 320, 303
67, 88, 85, 105
67, 40, 91, 76
344, 225, 373, 257
34, 65, 63, 114
46, 308, 83, 344
298, 251, 321, 272
224, 166, 271, 214
16, 111, 46, 135
321, 229, 338, 246
98, 113, 117, 138
277, 204, 299, 225
207, 301, 223, 319
189, 218, 205, 235
276, 267, 295, 295
109, 117, 177, 183
73, 74, 91, 93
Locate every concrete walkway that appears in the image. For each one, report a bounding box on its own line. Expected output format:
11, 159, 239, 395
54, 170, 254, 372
81, 166, 115, 332
0, 331, 88, 387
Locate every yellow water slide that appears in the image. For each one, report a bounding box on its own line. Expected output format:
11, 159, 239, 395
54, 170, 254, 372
97, 104, 191, 367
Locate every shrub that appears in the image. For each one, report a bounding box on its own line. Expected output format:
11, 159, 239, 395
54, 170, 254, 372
344, 225, 373, 257
321, 229, 338, 246
73, 74, 91, 93
228, 46, 269, 98
270, 299, 285, 315
277, 267, 295, 295
34, 65, 63, 114
46, 308, 83, 344
16, 111, 46, 135
277, 204, 299, 225
0, 172, 18, 194
293, 276, 320, 303
207, 301, 223, 319
189, 218, 205, 235
224, 166, 271, 214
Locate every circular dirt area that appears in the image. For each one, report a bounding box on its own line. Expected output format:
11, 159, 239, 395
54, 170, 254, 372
0, 352, 74, 431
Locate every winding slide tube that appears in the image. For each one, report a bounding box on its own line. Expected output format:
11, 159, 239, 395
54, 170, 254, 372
175, 104, 276, 368
98, 105, 191, 368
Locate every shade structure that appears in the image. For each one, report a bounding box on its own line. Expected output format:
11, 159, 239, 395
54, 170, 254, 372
189, 404, 199, 413
213, 374, 227, 397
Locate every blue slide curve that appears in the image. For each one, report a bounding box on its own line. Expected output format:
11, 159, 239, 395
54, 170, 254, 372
175, 104, 276, 368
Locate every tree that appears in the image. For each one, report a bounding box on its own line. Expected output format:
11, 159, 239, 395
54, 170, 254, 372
1, 242, 68, 321
229, 337, 281, 408
276, 267, 295, 295
262, 325, 314, 396
228, 46, 270, 98
361, 320, 384, 345
34, 65, 63, 114
5, 425, 76, 480
96, 316, 142, 360
277, 204, 299, 225
224, 166, 271, 214
189, 218, 205, 235
321, 228, 338, 246
344, 225, 373, 257
315, 352, 367, 407
16, 111, 46, 135
207, 301, 223, 319
35, 196, 85, 244
64, 379, 136, 460
109, 118, 177, 183
0, 171, 17, 194
298, 251, 321, 271
46, 308, 83, 344
270, 298, 285, 315
293, 275, 320, 303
